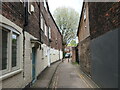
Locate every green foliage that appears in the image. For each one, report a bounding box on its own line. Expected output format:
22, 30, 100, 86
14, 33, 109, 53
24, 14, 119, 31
68, 40, 77, 47
53, 7, 79, 45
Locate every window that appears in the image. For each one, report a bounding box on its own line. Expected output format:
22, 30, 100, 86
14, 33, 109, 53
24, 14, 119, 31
49, 27, 51, 39
41, 14, 44, 30
12, 33, 18, 67
44, 0, 47, 9
28, 0, 31, 14
0, 25, 20, 75
44, 23, 48, 36
84, 8, 86, 20
2, 30, 8, 70
28, 0, 34, 14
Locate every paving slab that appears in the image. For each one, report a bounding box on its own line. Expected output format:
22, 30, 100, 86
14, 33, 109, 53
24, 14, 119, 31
49, 59, 99, 88
31, 60, 61, 88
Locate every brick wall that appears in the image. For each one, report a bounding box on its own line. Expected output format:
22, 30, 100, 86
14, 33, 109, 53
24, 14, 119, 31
89, 2, 120, 39
27, 2, 40, 40
79, 37, 91, 75
78, 2, 90, 42
72, 47, 76, 62
1, 7, 24, 88
1, 1, 63, 88
48, 12, 62, 51
77, 2, 91, 75
2, 2, 24, 28
40, 2, 49, 45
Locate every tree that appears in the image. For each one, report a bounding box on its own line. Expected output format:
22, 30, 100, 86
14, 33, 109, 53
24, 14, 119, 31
68, 40, 77, 47
53, 7, 79, 46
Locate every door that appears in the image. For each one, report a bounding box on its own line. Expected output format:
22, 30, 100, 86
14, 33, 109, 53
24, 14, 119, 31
32, 47, 36, 83
47, 48, 50, 67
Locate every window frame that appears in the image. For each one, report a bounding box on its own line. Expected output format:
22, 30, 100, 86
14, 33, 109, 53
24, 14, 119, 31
49, 27, 51, 39
44, 23, 48, 37
41, 14, 44, 31
44, 0, 47, 10
0, 24, 20, 75
11, 32, 20, 71
28, 0, 31, 14
1, 28, 10, 74
84, 8, 86, 20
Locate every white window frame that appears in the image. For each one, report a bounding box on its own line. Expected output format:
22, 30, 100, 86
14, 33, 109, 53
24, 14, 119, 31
0, 24, 20, 75
28, 0, 31, 14
41, 14, 44, 30
44, 23, 47, 37
11, 33, 20, 71
44, 0, 47, 10
1, 29, 10, 74
84, 8, 86, 20
49, 27, 51, 39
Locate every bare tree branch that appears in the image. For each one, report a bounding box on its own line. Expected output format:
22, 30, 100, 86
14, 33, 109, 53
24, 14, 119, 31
53, 7, 79, 46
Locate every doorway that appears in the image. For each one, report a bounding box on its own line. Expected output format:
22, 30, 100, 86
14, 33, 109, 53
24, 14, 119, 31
32, 47, 36, 83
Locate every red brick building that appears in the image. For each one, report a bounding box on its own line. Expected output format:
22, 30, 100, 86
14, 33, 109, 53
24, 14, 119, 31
0, 0, 63, 88
77, 2, 119, 88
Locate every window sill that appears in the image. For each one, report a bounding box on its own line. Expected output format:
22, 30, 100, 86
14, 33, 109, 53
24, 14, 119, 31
0, 69, 23, 81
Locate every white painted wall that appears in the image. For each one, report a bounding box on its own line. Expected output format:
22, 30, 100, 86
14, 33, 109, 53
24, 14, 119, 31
0, 15, 63, 88
0, 15, 24, 88
50, 48, 60, 63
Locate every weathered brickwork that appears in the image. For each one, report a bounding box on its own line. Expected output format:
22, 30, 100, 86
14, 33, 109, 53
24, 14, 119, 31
77, 2, 120, 76
77, 2, 119, 87
89, 2, 120, 39
57, 31, 62, 50
77, 2, 91, 75
2, 2, 24, 28
40, 2, 49, 45
49, 12, 63, 50
28, 2, 40, 40
72, 47, 76, 63
79, 37, 91, 75
1, 1, 63, 88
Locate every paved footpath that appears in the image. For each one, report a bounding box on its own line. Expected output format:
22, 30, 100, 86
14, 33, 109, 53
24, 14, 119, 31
31, 60, 61, 88
49, 59, 99, 88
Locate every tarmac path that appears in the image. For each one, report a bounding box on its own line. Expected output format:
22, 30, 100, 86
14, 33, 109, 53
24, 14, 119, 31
49, 59, 99, 88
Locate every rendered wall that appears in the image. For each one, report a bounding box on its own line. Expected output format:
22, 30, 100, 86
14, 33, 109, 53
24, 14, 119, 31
1, 15, 24, 88
90, 29, 118, 88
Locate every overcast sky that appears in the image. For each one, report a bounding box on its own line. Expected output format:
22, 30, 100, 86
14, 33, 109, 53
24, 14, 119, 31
48, 0, 83, 15
48, 0, 83, 43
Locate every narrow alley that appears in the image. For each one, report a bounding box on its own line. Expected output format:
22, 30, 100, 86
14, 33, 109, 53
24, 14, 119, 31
31, 59, 98, 88
0, 0, 119, 89
49, 59, 98, 88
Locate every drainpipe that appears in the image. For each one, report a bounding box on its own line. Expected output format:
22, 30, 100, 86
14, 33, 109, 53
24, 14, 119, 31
23, 1, 28, 78
47, 26, 50, 67
48, 17, 51, 67
46, 2, 51, 67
